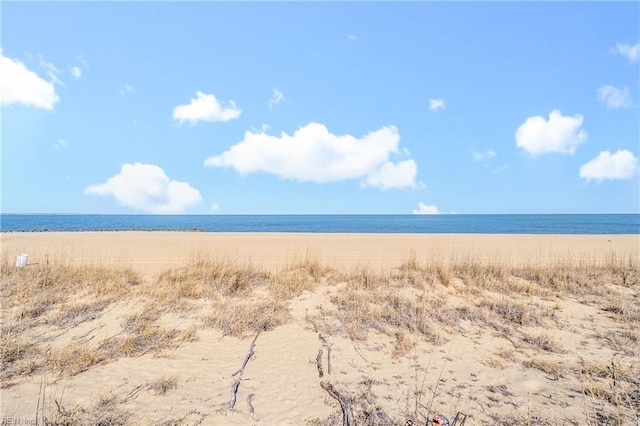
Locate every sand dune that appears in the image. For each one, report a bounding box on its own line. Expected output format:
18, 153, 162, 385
1, 232, 638, 425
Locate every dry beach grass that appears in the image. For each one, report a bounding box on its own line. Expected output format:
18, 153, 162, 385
1, 233, 639, 425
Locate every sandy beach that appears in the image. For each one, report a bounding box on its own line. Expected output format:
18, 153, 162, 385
2, 231, 637, 275
1, 232, 639, 425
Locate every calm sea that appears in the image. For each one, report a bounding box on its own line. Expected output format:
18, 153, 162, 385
1, 214, 638, 234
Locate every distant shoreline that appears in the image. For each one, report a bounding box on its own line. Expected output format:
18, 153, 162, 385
2, 213, 639, 234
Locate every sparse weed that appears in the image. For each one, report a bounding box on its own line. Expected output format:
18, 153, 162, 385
148, 375, 178, 396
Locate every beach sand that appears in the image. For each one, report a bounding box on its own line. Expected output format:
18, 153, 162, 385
1, 231, 637, 275
1, 232, 639, 425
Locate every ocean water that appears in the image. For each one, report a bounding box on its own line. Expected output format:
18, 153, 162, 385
1, 214, 639, 234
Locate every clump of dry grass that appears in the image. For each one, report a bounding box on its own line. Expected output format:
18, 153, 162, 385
0, 255, 140, 387
148, 375, 178, 395
392, 332, 415, 359
520, 331, 564, 353
50, 300, 106, 327
150, 255, 268, 301
603, 299, 640, 325
1, 254, 139, 309
48, 343, 107, 376
479, 296, 553, 326
98, 304, 179, 358
40, 391, 131, 426
1, 334, 41, 384
270, 254, 336, 300
344, 266, 388, 290
5, 302, 181, 382
326, 286, 443, 344
202, 298, 290, 337
0, 254, 140, 356
522, 357, 566, 380
576, 357, 640, 424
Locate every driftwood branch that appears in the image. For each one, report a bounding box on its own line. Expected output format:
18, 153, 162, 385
229, 379, 240, 408
233, 331, 261, 377
229, 331, 261, 409
319, 333, 328, 346
320, 381, 353, 426
232, 345, 255, 377
316, 349, 324, 378
319, 334, 332, 376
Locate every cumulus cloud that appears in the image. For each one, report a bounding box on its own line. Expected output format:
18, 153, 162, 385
473, 150, 497, 161
597, 85, 632, 109
173, 91, 241, 124
71, 66, 82, 79
0, 48, 59, 109
412, 202, 440, 214
429, 98, 445, 111
205, 123, 418, 190
364, 160, 418, 190
85, 162, 202, 213
268, 88, 285, 109
579, 150, 639, 182
611, 42, 640, 63
515, 110, 587, 156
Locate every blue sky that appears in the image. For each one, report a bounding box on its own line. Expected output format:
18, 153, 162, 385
1, 2, 639, 214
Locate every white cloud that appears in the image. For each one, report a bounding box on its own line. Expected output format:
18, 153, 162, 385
364, 160, 418, 190
53, 139, 68, 150
597, 85, 632, 109
579, 150, 639, 182
412, 202, 439, 215
429, 98, 445, 111
211, 203, 221, 212
85, 162, 202, 213
71, 66, 82, 79
0, 48, 59, 109
173, 91, 241, 124
268, 88, 285, 109
473, 150, 497, 161
205, 122, 418, 190
515, 110, 587, 156
39, 55, 63, 86
120, 84, 134, 95
611, 42, 640, 63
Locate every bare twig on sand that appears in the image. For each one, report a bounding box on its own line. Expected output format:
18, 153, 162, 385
320, 381, 353, 426
229, 380, 240, 409
316, 349, 324, 378
233, 331, 261, 377
229, 331, 261, 409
